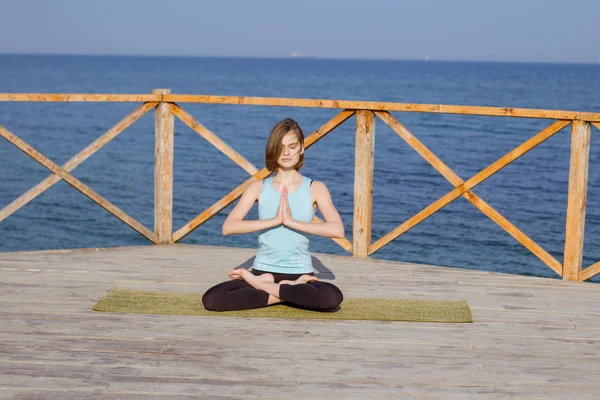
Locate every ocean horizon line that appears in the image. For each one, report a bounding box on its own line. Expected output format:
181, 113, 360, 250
0, 52, 598, 66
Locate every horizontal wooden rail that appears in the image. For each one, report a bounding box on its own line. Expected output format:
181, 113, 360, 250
1, 89, 598, 281
1, 92, 600, 121
0, 93, 162, 102
163, 95, 600, 121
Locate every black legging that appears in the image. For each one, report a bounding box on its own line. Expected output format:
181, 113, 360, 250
202, 269, 343, 312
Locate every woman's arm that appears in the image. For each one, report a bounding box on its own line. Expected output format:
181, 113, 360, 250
284, 181, 345, 239
222, 180, 280, 235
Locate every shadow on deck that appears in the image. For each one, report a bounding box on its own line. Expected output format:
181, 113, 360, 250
1, 244, 599, 399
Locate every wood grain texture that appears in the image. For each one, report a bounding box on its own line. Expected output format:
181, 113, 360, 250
0, 93, 161, 102
3, 92, 598, 121
1, 244, 600, 399
353, 111, 375, 257
154, 89, 174, 244
162, 94, 600, 122
563, 121, 591, 280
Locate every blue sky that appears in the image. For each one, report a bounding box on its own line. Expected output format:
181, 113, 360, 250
1, 0, 598, 63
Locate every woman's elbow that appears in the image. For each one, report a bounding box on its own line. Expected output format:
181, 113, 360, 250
222, 223, 232, 236
334, 224, 345, 239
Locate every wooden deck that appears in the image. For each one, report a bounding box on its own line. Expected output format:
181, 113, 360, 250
1, 244, 599, 399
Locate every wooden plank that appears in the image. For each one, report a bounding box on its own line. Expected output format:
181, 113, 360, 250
375, 111, 562, 275
2, 332, 599, 369
154, 89, 174, 244
5, 243, 592, 289
0, 125, 156, 242
353, 111, 376, 258
563, 121, 591, 281
2, 92, 599, 120
0, 93, 161, 102
580, 261, 600, 282
1, 244, 600, 400
0, 102, 157, 224
368, 120, 571, 255
170, 104, 259, 176
171, 110, 355, 244
162, 94, 600, 122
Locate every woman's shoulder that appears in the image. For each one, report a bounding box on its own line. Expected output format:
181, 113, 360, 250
246, 179, 265, 197
308, 180, 330, 195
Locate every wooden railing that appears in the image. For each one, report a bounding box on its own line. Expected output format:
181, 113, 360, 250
1, 90, 599, 282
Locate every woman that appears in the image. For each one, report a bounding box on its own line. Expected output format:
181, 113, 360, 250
202, 118, 345, 312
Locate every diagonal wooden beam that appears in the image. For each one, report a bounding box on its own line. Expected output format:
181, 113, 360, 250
579, 261, 600, 282
171, 110, 356, 249
170, 103, 260, 175
304, 110, 355, 148
463, 192, 561, 276
0, 124, 156, 242
0, 102, 157, 224
376, 111, 562, 275
172, 172, 270, 243
593, 122, 600, 131
313, 215, 353, 254
368, 119, 571, 255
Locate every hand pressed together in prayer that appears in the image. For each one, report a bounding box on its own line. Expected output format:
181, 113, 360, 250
274, 187, 294, 227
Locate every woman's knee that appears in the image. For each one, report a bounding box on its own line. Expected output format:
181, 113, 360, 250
316, 282, 344, 311
201, 290, 221, 311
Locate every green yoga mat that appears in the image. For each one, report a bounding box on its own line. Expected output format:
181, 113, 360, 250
93, 288, 473, 323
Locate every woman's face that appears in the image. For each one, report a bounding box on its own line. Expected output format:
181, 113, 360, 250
277, 131, 303, 169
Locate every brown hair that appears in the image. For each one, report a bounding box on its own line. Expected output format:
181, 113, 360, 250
265, 118, 305, 172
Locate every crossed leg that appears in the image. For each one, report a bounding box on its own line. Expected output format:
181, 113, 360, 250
203, 268, 342, 311
228, 268, 318, 305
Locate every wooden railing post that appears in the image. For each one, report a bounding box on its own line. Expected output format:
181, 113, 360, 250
353, 110, 376, 257
154, 88, 174, 244
563, 120, 591, 280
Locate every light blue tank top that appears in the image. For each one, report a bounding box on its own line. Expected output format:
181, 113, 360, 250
252, 175, 315, 274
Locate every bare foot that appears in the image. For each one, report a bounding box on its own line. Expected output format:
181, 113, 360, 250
279, 275, 319, 285
256, 272, 275, 283
228, 268, 275, 286
297, 274, 319, 284
228, 268, 246, 280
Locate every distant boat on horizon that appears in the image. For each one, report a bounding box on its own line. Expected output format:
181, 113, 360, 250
289, 52, 317, 59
